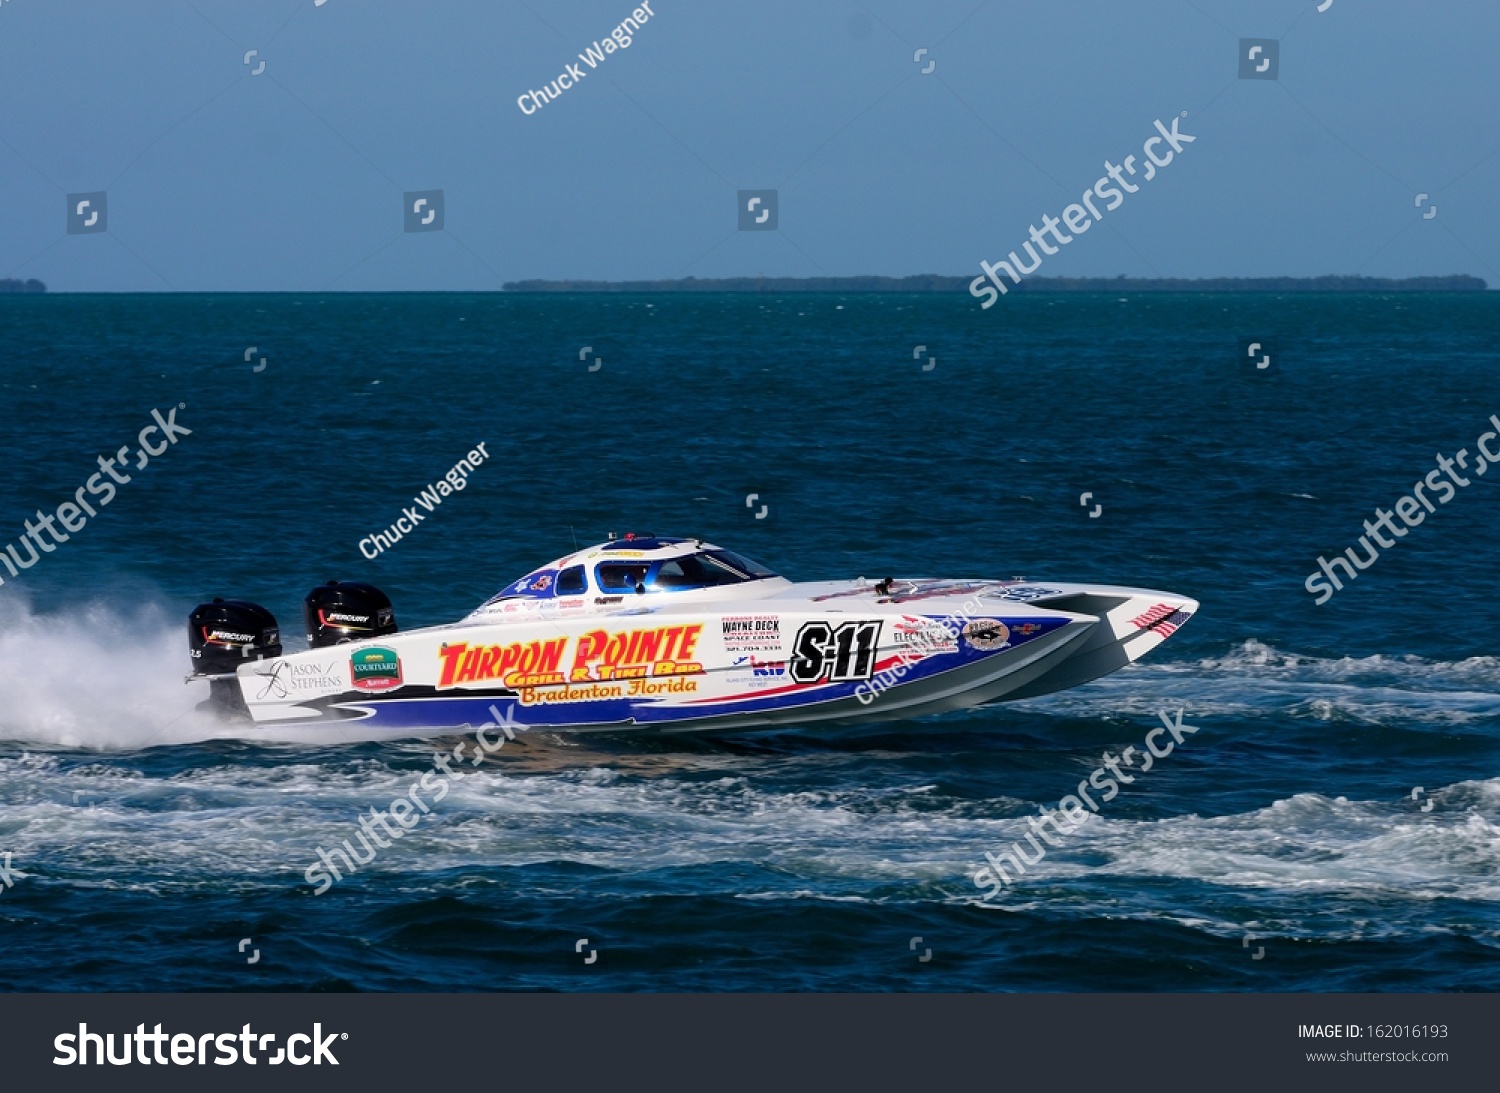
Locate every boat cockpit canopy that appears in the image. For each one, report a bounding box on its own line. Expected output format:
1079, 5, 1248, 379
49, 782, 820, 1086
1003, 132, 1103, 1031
482, 541, 780, 607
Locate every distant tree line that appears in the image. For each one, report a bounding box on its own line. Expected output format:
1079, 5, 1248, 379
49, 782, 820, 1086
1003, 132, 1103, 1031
0, 279, 46, 294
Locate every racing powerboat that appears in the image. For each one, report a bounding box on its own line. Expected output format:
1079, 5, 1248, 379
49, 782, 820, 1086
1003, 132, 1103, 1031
187, 535, 1197, 735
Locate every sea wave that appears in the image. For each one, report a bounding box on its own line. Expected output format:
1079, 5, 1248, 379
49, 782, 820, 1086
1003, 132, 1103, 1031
1013, 639, 1500, 726
3, 741, 1495, 917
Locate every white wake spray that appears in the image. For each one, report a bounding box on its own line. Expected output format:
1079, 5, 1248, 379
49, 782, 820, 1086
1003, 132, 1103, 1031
0, 593, 225, 749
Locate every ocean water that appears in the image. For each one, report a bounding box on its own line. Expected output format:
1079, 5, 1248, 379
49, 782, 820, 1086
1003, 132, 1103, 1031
0, 290, 1497, 991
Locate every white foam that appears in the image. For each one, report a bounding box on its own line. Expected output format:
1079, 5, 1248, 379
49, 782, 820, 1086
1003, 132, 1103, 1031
0, 594, 229, 749
5, 724, 1497, 927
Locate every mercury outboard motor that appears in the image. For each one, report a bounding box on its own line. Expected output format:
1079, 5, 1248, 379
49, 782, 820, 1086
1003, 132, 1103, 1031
188, 599, 282, 716
304, 580, 398, 648
189, 599, 282, 674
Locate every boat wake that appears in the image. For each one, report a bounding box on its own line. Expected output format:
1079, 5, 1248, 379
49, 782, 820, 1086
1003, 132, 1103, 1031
1014, 638, 1500, 728
0, 595, 233, 749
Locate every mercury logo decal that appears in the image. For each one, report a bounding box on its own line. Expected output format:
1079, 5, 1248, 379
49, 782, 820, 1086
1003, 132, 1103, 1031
204, 628, 257, 645
321, 610, 372, 627
350, 646, 403, 692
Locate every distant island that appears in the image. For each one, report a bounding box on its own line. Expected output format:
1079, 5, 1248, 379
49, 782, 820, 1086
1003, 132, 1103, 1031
0, 278, 46, 294
505, 274, 1487, 294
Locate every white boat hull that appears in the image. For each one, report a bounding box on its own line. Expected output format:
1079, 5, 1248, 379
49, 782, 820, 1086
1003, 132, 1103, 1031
223, 577, 1197, 738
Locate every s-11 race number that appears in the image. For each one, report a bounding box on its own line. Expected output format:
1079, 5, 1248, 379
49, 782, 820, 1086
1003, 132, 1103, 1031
790, 620, 882, 683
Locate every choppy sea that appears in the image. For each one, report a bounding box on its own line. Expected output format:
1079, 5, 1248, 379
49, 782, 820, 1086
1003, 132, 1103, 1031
0, 290, 1496, 990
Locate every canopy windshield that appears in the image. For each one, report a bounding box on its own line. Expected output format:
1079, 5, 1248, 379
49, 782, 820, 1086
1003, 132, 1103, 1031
598, 549, 779, 594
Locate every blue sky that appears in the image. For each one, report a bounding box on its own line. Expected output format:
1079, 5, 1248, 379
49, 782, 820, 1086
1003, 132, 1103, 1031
1, 0, 1495, 291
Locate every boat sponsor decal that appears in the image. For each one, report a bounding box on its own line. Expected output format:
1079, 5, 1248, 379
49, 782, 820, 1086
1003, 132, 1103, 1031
254, 659, 344, 699
729, 654, 788, 687
986, 584, 1064, 602
202, 627, 258, 645
438, 637, 569, 689
317, 607, 394, 630
721, 615, 782, 652
517, 676, 699, 706
350, 646, 404, 692
893, 615, 958, 655
594, 595, 624, 605
789, 620, 882, 683
1130, 602, 1192, 637
570, 624, 704, 682
961, 618, 1011, 651
491, 568, 558, 600
1011, 622, 1044, 636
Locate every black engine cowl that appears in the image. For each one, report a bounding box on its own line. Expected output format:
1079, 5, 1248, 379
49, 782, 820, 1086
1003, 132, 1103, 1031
304, 580, 398, 648
188, 599, 282, 676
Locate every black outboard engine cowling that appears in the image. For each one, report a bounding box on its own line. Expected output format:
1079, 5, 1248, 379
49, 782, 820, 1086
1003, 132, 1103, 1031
188, 598, 282, 676
304, 581, 398, 648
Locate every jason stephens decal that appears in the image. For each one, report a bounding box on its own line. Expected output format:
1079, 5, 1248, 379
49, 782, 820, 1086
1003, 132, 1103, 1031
255, 660, 343, 699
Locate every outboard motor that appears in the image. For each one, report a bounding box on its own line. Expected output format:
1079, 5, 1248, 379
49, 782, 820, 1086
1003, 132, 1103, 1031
188, 599, 282, 716
304, 580, 398, 648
